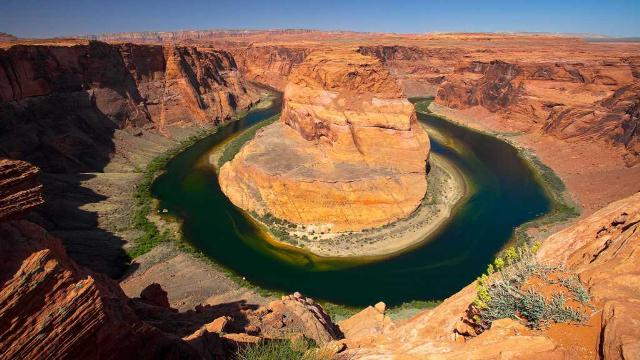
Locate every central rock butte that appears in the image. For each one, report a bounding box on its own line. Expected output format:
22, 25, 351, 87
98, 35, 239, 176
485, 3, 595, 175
219, 49, 430, 232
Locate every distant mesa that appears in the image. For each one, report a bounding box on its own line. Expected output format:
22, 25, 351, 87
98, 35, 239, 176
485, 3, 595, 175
220, 49, 430, 232
0, 32, 17, 42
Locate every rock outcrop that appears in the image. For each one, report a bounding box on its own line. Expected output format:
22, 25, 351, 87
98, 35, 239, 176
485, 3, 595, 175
0, 159, 200, 359
358, 45, 464, 97
435, 57, 640, 164
336, 191, 640, 359
220, 49, 430, 232
0, 40, 262, 278
0, 158, 341, 359
230, 45, 309, 90
0, 159, 43, 220
543, 82, 640, 167
257, 292, 342, 344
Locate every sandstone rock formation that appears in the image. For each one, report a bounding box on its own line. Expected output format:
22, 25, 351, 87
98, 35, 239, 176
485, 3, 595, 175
220, 49, 430, 232
358, 45, 463, 97
257, 292, 342, 344
230, 45, 309, 90
435, 56, 640, 164
0, 41, 259, 172
0, 159, 43, 220
335, 191, 640, 359
0, 40, 262, 278
0, 159, 200, 359
0, 158, 341, 359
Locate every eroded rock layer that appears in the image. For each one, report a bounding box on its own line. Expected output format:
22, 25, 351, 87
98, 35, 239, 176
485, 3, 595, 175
0, 159, 341, 359
220, 50, 429, 232
0, 159, 43, 221
0, 40, 259, 173
434, 56, 640, 165
0, 41, 262, 278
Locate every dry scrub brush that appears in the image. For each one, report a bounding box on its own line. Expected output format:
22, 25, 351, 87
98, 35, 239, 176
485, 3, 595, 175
472, 242, 591, 329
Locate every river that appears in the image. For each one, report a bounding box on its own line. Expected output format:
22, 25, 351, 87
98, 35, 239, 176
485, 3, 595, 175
152, 96, 550, 307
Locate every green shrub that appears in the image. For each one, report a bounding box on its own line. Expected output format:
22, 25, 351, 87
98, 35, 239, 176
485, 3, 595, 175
473, 242, 589, 329
546, 294, 585, 324
518, 291, 546, 327
557, 276, 591, 304
236, 339, 317, 360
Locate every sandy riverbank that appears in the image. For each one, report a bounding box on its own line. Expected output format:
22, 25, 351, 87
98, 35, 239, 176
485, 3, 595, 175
283, 152, 468, 257
428, 103, 640, 219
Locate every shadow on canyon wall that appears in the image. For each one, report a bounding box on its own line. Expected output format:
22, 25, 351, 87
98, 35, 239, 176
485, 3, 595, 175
1, 40, 265, 279
0, 90, 131, 278
0, 41, 155, 277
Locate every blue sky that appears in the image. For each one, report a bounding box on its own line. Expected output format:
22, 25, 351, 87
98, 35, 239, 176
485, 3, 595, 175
1, 0, 639, 38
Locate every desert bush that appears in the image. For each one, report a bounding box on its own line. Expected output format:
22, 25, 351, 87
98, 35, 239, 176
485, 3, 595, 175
556, 276, 590, 303
473, 242, 589, 329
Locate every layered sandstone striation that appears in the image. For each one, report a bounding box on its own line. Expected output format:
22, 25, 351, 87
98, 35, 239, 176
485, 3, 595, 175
0, 159, 43, 220
0, 159, 199, 359
220, 50, 430, 232
434, 52, 640, 165
0, 40, 262, 277
229, 45, 309, 90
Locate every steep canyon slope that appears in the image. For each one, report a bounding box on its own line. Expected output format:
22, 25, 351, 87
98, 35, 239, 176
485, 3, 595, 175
220, 49, 430, 232
0, 40, 259, 171
0, 40, 261, 277
357, 37, 640, 214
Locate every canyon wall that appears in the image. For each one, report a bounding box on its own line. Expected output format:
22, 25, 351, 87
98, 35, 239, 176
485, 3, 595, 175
0, 159, 43, 220
0, 40, 262, 278
358, 45, 462, 97
360, 42, 640, 166
0, 159, 201, 359
0, 158, 342, 359
0, 40, 260, 173
434, 53, 639, 166
229, 45, 309, 90
220, 49, 430, 232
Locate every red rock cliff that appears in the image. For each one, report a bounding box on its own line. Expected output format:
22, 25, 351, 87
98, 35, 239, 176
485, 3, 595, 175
0, 159, 43, 221
435, 56, 640, 165
0, 41, 260, 172
0, 160, 200, 359
229, 45, 309, 90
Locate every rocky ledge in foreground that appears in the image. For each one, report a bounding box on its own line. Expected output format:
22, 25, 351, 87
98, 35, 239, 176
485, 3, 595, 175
220, 49, 430, 232
0, 159, 342, 359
